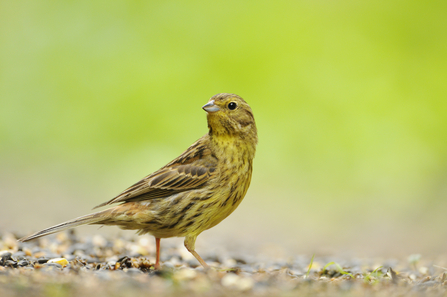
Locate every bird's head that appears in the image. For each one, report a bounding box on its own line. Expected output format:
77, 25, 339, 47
202, 93, 257, 143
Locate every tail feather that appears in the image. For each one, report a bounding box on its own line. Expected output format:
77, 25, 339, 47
18, 209, 111, 242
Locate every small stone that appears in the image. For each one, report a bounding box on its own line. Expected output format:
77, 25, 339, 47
186, 258, 201, 268
174, 268, 197, 281
48, 258, 69, 267
5, 260, 17, 268
240, 264, 256, 273
0, 251, 12, 257
223, 258, 237, 268
23, 248, 32, 257
130, 244, 150, 256
44, 263, 63, 268
40, 263, 63, 272
221, 273, 254, 291
21, 266, 34, 271
17, 260, 30, 267
436, 272, 446, 283
37, 258, 49, 264
163, 262, 175, 269
0, 252, 12, 266
2, 233, 18, 249
124, 268, 143, 274
168, 256, 181, 266
221, 273, 240, 287
92, 235, 107, 247
94, 270, 113, 280
107, 261, 117, 269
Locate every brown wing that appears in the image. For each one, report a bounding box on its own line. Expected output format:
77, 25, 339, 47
94, 135, 217, 208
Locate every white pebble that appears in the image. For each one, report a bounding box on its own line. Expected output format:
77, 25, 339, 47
92, 235, 107, 247
47, 258, 69, 267
175, 268, 197, 280
221, 274, 254, 291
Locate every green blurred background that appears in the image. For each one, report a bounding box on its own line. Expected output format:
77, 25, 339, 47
1, 0, 447, 258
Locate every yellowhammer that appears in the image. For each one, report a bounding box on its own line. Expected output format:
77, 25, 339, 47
19, 93, 258, 269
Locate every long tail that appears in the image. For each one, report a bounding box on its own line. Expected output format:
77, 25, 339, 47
18, 209, 112, 242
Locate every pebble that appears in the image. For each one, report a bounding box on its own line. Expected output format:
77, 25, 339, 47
37, 258, 49, 264
94, 270, 113, 280
0, 232, 444, 296
162, 262, 175, 269
240, 264, 256, 273
5, 260, 17, 268
0, 251, 12, 257
0, 252, 12, 264
223, 258, 237, 268
221, 273, 254, 291
47, 258, 69, 267
174, 268, 197, 280
124, 268, 143, 274
42, 263, 63, 269
18, 260, 30, 267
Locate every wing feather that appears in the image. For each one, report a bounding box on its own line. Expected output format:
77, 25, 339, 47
94, 136, 217, 208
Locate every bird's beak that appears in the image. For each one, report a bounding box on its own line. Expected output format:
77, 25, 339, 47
202, 100, 220, 113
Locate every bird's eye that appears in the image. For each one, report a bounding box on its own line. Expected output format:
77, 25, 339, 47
228, 102, 237, 110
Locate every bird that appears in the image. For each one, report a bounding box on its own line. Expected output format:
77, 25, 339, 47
19, 93, 258, 269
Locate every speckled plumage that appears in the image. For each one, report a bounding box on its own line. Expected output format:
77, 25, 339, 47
19, 93, 257, 269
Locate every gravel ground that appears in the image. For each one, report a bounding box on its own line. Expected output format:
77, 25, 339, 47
1, 231, 446, 297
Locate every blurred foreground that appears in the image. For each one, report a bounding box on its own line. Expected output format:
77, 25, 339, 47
1, 232, 447, 297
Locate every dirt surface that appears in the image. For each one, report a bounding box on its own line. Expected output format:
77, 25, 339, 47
1, 231, 446, 297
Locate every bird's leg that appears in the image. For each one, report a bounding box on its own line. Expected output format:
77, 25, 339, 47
184, 235, 209, 269
154, 237, 161, 270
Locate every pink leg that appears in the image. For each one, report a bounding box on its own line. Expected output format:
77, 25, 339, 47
154, 238, 161, 270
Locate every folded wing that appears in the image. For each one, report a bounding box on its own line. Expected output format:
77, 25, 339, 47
94, 136, 217, 208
